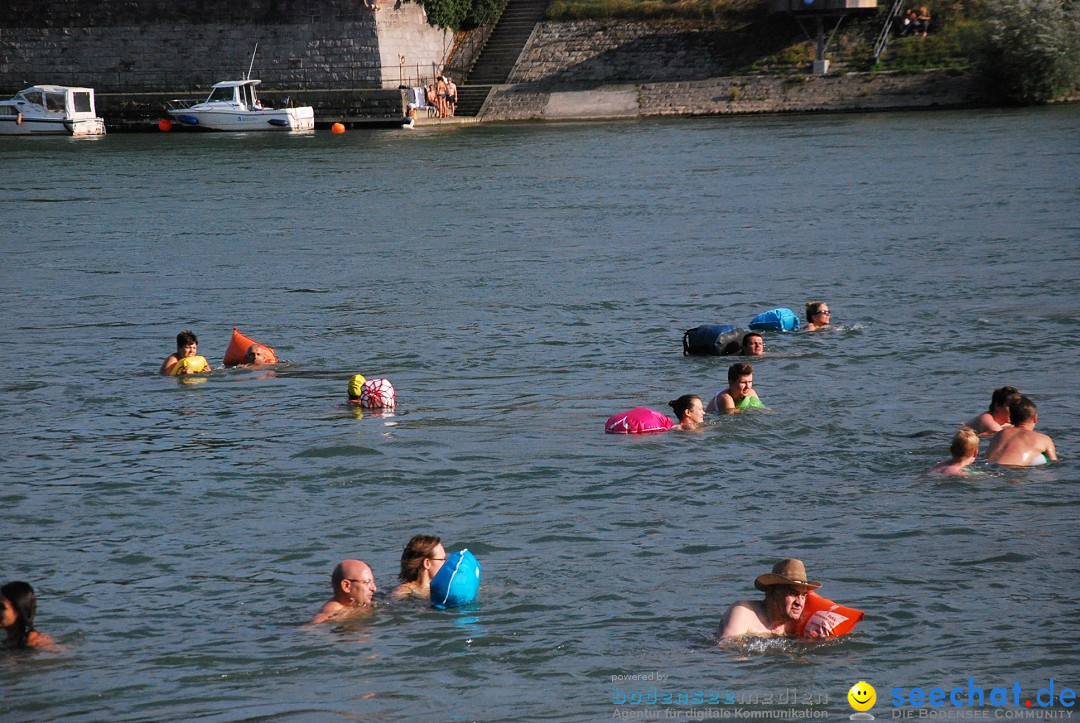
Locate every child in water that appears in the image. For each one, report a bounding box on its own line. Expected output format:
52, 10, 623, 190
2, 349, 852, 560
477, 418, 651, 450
929, 427, 979, 476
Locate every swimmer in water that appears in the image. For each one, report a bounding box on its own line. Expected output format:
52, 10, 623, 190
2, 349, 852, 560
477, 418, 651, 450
346, 374, 366, 404
311, 560, 377, 623
2, 581, 55, 649
986, 396, 1058, 466
668, 394, 705, 431
967, 386, 1020, 436
244, 344, 275, 365
740, 332, 764, 357
803, 301, 831, 331
928, 427, 979, 476
159, 330, 206, 375
717, 559, 828, 639
392, 534, 447, 599
706, 362, 763, 414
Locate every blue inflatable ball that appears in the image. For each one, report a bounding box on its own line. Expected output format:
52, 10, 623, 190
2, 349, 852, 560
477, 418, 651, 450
430, 548, 482, 609
748, 308, 800, 332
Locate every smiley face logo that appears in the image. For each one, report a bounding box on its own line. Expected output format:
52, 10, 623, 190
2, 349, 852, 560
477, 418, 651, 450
848, 681, 876, 711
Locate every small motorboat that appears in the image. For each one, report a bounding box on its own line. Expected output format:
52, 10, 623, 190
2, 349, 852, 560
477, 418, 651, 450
0, 85, 106, 136
167, 79, 314, 132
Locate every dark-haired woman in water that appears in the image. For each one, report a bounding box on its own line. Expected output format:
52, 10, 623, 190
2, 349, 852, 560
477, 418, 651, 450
2, 581, 55, 649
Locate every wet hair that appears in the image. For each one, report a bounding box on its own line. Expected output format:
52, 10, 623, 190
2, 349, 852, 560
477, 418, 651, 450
1009, 396, 1037, 425
950, 427, 979, 459
1, 581, 37, 648
176, 330, 198, 350
741, 333, 764, 354
728, 362, 753, 384
989, 386, 1020, 412
805, 301, 827, 323
668, 394, 701, 422
399, 534, 442, 583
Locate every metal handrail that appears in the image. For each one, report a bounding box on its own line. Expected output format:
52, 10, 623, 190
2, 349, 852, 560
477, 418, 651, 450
872, 0, 906, 61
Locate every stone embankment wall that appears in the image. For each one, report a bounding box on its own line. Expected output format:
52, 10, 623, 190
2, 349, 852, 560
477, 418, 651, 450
483, 71, 980, 121
0, 0, 449, 93
477, 19, 982, 120
507, 21, 735, 84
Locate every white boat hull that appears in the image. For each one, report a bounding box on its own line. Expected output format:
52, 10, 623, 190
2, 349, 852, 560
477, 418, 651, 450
0, 116, 106, 136
168, 106, 314, 132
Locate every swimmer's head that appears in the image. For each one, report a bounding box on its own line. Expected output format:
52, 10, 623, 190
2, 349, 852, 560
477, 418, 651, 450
246, 344, 274, 364
806, 301, 830, 324
668, 394, 703, 424
399, 534, 446, 583
176, 330, 198, 357
950, 427, 979, 460
348, 374, 366, 400
1009, 395, 1037, 426
989, 386, 1020, 413
728, 362, 753, 384
741, 333, 764, 356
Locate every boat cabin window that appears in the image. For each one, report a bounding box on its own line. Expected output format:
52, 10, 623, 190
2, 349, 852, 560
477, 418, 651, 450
73, 92, 92, 113
242, 84, 259, 108
45, 91, 67, 113
0, 106, 17, 116
207, 85, 237, 104
19, 90, 45, 108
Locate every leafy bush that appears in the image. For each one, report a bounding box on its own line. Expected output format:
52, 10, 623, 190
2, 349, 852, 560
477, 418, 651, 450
416, 0, 504, 29
969, 0, 1080, 102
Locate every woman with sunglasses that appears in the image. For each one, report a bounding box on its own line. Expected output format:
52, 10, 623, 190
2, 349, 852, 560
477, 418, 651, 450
804, 301, 832, 331
393, 534, 447, 599
2, 581, 55, 649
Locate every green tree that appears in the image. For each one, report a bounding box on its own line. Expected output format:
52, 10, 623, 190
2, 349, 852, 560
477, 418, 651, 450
972, 0, 1080, 103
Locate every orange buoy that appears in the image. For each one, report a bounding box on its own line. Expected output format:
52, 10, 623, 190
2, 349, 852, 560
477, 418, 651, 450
158, 118, 173, 132
331, 122, 346, 134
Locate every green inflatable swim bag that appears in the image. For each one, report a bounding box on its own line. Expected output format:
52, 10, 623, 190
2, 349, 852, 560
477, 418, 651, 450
737, 395, 765, 411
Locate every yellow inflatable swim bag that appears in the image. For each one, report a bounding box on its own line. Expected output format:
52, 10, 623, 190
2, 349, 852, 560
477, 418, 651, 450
170, 355, 210, 376
348, 374, 366, 400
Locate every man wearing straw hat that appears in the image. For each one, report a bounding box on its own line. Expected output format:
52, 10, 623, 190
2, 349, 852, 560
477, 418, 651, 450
717, 559, 823, 639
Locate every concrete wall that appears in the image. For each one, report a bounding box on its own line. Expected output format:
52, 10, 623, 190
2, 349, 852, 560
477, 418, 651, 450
373, 0, 453, 89
482, 72, 982, 121
0, 0, 450, 93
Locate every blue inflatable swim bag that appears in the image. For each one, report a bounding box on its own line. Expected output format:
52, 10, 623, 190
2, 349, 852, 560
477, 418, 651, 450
748, 308, 800, 332
683, 324, 747, 356
430, 549, 482, 609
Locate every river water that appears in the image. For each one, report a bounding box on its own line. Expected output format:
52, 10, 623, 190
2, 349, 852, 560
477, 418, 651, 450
2, 106, 1079, 721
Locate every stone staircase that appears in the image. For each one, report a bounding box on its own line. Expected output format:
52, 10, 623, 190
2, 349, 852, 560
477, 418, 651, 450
454, 0, 549, 117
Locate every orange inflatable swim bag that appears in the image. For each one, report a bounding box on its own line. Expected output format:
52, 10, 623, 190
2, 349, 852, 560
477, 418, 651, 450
223, 328, 278, 367
796, 591, 864, 638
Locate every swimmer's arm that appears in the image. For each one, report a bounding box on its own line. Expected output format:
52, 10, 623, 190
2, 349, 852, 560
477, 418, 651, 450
26, 630, 56, 648
720, 393, 737, 414
159, 355, 179, 375
1045, 438, 1058, 462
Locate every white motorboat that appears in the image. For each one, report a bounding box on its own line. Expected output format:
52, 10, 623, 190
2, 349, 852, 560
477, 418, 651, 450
167, 79, 314, 132
0, 85, 106, 136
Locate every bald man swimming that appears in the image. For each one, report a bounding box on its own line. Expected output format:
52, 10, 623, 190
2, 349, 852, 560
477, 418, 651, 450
311, 559, 377, 623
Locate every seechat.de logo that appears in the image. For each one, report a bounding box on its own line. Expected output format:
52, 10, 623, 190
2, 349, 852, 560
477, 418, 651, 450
849, 681, 877, 720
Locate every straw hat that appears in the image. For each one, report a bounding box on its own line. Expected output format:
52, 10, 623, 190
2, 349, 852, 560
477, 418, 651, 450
754, 558, 822, 592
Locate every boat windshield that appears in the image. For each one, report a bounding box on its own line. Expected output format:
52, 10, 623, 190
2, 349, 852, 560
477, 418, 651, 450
206, 86, 238, 104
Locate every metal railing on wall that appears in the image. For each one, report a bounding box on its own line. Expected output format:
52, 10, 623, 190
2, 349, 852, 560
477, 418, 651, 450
3, 63, 455, 94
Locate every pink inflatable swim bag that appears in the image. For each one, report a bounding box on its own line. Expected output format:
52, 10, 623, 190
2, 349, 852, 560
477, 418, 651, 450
605, 407, 674, 434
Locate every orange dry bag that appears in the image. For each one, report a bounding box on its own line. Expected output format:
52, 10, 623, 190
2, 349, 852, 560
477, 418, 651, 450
223, 328, 278, 366
796, 591, 864, 638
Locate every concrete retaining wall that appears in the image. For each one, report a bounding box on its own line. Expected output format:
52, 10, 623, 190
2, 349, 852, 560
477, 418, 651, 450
483, 72, 982, 121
